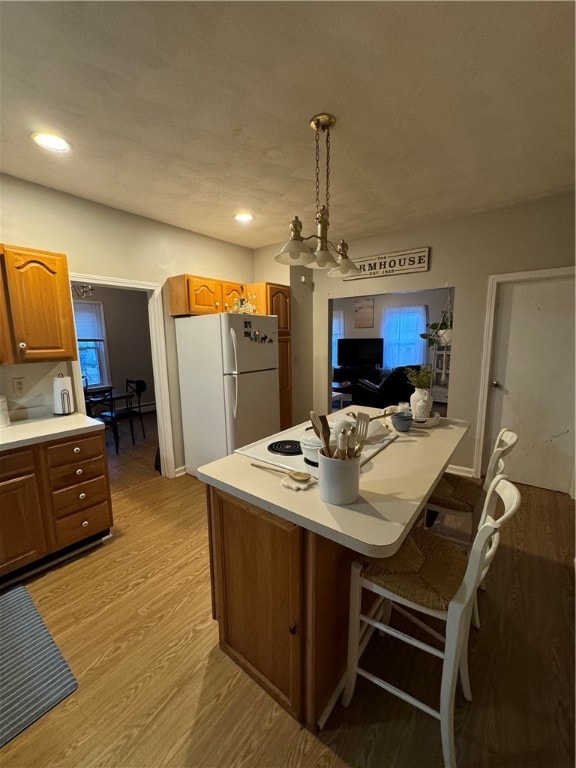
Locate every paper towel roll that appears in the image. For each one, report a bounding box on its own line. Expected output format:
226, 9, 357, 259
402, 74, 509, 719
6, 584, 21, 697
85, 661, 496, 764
53, 376, 75, 415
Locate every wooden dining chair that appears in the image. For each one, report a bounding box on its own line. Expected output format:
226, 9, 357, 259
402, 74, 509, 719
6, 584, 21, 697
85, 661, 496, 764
342, 474, 521, 768
424, 427, 519, 544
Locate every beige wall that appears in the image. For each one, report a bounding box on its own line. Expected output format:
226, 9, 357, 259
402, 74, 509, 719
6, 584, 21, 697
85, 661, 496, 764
2, 173, 574, 471
261, 192, 574, 468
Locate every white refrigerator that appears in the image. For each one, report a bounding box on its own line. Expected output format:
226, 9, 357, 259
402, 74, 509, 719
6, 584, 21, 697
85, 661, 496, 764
175, 313, 280, 475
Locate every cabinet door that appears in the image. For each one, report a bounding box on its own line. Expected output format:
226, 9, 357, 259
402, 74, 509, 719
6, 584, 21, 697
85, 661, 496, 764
210, 489, 304, 719
222, 282, 245, 312
1, 245, 77, 363
187, 276, 223, 314
0, 473, 48, 576
267, 284, 291, 332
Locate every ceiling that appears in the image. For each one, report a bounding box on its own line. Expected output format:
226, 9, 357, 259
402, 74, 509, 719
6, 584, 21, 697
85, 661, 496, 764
1, 2, 574, 251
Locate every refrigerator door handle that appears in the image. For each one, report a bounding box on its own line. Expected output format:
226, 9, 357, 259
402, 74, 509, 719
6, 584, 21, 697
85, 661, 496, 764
232, 375, 238, 420
230, 326, 239, 374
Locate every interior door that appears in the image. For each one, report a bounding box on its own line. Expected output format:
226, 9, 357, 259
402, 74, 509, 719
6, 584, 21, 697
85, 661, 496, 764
484, 270, 574, 492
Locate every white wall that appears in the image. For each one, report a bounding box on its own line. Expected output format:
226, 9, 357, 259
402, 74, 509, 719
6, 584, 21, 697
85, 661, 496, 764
255, 192, 575, 469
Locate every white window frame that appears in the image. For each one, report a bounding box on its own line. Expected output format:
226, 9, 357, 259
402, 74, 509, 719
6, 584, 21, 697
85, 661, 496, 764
381, 306, 428, 369
73, 300, 111, 387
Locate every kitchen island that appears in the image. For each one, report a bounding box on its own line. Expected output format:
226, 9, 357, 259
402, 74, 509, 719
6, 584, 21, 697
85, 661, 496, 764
198, 409, 469, 728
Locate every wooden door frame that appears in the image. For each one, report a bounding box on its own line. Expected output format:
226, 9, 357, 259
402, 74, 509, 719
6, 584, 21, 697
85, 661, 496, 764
475, 266, 575, 478
69, 272, 176, 479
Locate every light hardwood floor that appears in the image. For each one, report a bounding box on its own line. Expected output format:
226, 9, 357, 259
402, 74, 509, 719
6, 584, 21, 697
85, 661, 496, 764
1, 464, 574, 767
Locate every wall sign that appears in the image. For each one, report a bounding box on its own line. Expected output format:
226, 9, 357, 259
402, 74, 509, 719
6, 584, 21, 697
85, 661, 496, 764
343, 247, 430, 281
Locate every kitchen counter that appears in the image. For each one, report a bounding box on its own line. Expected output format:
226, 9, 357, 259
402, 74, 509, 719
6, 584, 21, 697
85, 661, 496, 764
0, 413, 104, 452
198, 409, 469, 558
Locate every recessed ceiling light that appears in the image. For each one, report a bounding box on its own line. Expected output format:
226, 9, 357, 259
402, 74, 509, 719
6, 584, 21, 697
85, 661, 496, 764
31, 133, 72, 153
234, 213, 253, 223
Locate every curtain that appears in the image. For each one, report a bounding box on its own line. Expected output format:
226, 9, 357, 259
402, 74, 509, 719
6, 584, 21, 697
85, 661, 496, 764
381, 306, 427, 369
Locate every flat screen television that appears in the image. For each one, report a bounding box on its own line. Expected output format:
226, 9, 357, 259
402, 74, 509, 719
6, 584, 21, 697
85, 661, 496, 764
337, 338, 383, 369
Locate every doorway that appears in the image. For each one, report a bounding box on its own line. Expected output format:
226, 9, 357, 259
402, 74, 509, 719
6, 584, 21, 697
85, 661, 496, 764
69, 272, 175, 480
476, 267, 575, 493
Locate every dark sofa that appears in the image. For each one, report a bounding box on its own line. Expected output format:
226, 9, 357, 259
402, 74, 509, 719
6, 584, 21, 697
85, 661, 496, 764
351, 365, 420, 409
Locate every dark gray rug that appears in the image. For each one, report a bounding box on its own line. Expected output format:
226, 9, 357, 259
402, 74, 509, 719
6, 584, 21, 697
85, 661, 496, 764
0, 585, 78, 748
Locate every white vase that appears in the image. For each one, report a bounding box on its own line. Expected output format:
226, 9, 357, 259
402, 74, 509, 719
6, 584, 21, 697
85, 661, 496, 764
410, 388, 433, 419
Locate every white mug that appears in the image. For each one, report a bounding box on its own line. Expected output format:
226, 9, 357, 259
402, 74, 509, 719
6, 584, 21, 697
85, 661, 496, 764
318, 453, 361, 505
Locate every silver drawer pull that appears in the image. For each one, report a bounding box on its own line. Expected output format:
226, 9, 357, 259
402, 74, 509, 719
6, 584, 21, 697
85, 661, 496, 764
81, 520, 89, 528
79, 492, 87, 500
73, 447, 81, 454
76, 469, 83, 476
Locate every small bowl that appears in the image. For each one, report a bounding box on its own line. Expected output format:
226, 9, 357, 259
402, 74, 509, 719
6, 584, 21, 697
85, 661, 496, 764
301, 432, 337, 465
391, 411, 413, 432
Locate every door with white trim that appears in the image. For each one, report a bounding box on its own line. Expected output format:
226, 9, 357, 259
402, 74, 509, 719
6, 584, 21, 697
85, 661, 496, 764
482, 269, 574, 493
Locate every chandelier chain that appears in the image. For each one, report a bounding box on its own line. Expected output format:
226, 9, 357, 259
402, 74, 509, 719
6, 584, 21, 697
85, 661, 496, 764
315, 129, 320, 215
325, 127, 331, 217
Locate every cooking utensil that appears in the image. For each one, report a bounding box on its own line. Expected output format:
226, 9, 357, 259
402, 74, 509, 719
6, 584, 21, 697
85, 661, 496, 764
309, 411, 323, 443
347, 425, 357, 458
335, 429, 349, 460
250, 462, 312, 483
319, 414, 332, 458
354, 412, 370, 456
359, 432, 399, 466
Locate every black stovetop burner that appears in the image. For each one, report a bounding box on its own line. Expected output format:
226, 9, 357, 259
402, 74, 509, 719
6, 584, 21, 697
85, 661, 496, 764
267, 439, 302, 456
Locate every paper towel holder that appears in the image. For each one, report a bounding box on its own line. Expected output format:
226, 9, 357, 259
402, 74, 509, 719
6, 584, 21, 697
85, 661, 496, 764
53, 373, 75, 416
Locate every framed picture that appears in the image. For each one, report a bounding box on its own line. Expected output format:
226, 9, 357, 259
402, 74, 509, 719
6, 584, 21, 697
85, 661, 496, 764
354, 297, 374, 328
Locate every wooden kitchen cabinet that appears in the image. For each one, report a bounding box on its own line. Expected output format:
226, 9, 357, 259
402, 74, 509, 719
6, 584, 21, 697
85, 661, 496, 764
168, 274, 224, 316
209, 487, 304, 720
246, 282, 291, 332
0, 430, 113, 579
40, 431, 113, 551
0, 243, 78, 364
0, 447, 48, 577
221, 281, 245, 311
206, 484, 359, 727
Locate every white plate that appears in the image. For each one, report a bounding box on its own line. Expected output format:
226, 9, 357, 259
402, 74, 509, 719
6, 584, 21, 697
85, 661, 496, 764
411, 412, 441, 428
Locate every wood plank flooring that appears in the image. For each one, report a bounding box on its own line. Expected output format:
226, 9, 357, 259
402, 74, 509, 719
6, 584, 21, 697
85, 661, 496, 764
1, 473, 573, 768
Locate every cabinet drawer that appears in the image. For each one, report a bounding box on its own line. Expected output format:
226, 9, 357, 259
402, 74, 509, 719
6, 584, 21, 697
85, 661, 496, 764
49, 456, 105, 491
0, 448, 35, 481
51, 476, 108, 519
54, 502, 111, 548
46, 435, 103, 468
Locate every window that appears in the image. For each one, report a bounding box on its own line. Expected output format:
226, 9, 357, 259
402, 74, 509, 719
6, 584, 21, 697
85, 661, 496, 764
332, 309, 344, 367
381, 306, 427, 369
73, 301, 110, 386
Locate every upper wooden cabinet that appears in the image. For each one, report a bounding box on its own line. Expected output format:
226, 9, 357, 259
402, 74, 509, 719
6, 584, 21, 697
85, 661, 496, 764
168, 274, 225, 316
222, 282, 245, 312
246, 282, 290, 332
0, 244, 78, 364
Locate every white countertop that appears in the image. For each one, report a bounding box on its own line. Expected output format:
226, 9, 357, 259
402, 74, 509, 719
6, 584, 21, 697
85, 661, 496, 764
0, 413, 105, 451
198, 409, 469, 558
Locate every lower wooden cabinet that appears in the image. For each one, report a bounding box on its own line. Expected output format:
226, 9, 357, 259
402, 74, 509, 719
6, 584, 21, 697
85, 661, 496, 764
0, 430, 113, 579
207, 485, 357, 727
0, 448, 48, 577
209, 488, 304, 720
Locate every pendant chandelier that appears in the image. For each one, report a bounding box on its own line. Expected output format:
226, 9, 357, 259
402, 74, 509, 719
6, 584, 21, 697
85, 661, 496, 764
274, 113, 360, 277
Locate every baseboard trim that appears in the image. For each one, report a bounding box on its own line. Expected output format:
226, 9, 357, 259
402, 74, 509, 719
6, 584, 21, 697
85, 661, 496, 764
447, 464, 474, 477
174, 465, 187, 477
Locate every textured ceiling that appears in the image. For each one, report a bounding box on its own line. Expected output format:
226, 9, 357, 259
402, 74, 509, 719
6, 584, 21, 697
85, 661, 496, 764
1, 2, 574, 250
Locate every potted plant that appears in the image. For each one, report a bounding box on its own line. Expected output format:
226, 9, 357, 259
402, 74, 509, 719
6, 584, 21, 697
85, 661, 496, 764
420, 314, 453, 347
404, 365, 434, 419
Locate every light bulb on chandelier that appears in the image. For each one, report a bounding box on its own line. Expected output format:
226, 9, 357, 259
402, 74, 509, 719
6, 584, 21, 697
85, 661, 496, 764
274, 113, 360, 277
